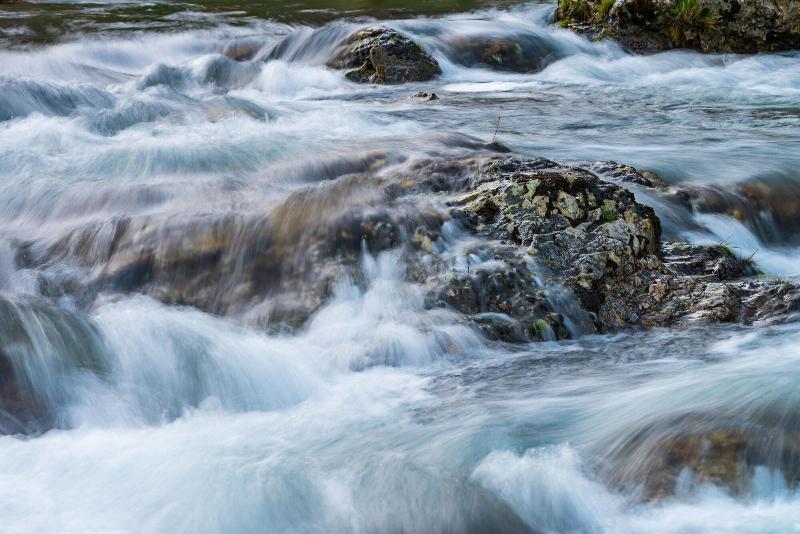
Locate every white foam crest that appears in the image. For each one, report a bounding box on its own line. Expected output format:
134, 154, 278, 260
68, 297, 324, 427
442, 50, 800, 99
473, 444, 621, 533
0, 77, 116, 121
305, 249, 485, 370
250, 60, 350, 98
0, 22, 284, 84
1, 246, 486, 428
613, 488, 800, 533
474, 444, 800, 534
0, 367, 431, 534
684, 213, 800, 279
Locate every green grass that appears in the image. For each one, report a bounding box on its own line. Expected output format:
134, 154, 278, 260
557, 0, 614, 25
532, 319, 550, 339
557, 0, 593, 23
596, 0, 615, 20
669, 0, 719, 44
601, 206, 618, 222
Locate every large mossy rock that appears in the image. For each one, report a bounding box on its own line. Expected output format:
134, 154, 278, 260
556, 0, 800, 53
328, 27, 441, 84
445, 157, 800, 331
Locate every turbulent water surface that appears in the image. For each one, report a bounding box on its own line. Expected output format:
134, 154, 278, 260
1, 0, 800, 532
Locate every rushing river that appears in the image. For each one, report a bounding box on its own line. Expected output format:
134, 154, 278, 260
1, 1, 800, 532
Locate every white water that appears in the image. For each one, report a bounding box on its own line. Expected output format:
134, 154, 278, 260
1, 1, 800, 532
3, 254, 800, 532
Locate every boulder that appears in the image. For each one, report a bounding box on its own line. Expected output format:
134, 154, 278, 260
443, 34, 561, 73
439, 156, 798, 332
556, 0, 800, 53
328, 27, 441, 84
447, 157, 662, 328
412, 91, 439, 101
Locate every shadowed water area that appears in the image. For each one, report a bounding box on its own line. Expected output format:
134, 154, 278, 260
1, 0, 800, 532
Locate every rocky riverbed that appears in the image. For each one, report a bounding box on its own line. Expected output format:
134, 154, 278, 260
1, 1, 800, 532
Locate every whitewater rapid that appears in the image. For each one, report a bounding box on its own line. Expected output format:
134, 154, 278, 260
3, 257, 800, 532
1, 1, 800, 532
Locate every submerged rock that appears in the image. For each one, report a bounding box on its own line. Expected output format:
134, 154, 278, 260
605, 416, 800, 499
444, 34, 561, 73
556, 0, 800, 53
678, 178, 800, 246
222, 38, 263, 61
328, 27, 441, 84
0, 295, 107, 434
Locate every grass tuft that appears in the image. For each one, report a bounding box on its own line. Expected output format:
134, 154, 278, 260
532, 319, 550, 339
601, 206, 618, 222
669, 0, 719, 44
596, 0, 615, 20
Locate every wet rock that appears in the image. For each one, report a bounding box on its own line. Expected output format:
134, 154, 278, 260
0, 295, 107, 434
739, 281, 800, 325
424, 247, 572, 342
448, 158, 661, 327
222, 38, 263, 61
557, 0, 800, 53
412, 91, 439, 101
573, 160, 668, 189
679, 178, 800, 246
662, 242, 757, 280
18, 151, 800, 339
0, 348, 46, 435
26, 169, 451, 330
444, 34, 561, 73
606, 416, 800, 499
329, 27, 441, 84
440, 156, 799, 332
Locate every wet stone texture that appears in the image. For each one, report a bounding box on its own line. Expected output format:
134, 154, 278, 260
328, 27, 441, 84
556, 0, 800, 53
438, 156, 799, 335
10, 152, 800, 340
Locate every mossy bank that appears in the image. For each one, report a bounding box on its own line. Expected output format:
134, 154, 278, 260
556, 0, 800, 52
